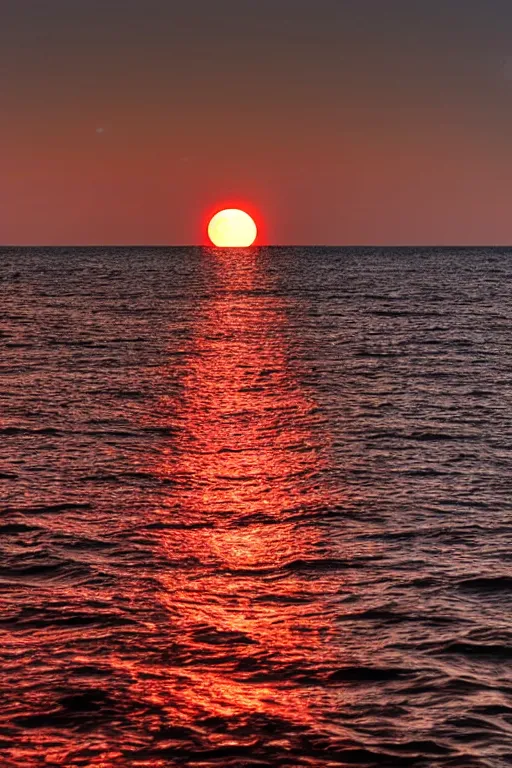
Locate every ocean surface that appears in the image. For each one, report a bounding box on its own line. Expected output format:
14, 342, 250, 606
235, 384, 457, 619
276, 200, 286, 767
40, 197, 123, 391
1, 246, 511, 768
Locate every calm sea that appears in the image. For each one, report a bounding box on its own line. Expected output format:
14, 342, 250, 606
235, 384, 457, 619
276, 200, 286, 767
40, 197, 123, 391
1, 247, 511, 767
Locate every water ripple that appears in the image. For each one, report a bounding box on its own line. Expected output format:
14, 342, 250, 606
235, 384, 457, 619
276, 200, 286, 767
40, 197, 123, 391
0, 246, 511, 767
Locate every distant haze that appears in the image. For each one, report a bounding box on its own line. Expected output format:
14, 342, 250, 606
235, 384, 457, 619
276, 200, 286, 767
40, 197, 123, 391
2, 0, 512, 245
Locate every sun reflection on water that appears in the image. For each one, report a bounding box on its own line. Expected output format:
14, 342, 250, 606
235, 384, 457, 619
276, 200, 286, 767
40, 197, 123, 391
145, 249, 346, 730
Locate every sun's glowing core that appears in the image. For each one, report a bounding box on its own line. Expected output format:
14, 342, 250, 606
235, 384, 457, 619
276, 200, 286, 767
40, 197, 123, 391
208, 209, 257, 247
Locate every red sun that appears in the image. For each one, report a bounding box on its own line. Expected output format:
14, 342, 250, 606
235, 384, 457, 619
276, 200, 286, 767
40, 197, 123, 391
207, 209, 258, 247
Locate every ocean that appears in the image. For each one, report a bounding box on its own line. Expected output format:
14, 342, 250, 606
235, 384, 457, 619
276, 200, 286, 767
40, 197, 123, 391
1, 246, 511, 767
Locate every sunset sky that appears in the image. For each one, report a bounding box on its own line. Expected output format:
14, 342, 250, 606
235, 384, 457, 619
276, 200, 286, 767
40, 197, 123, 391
2, 0, 512, 245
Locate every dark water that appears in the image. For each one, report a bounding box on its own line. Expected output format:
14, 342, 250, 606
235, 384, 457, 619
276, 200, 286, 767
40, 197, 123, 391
1, 246, 511, 767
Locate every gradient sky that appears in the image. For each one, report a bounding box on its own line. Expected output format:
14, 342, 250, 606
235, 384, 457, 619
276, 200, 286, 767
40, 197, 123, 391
2, 0, 512, 244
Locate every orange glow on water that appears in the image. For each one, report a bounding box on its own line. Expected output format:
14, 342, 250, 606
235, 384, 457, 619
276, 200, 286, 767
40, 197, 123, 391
142, 249, 348, 728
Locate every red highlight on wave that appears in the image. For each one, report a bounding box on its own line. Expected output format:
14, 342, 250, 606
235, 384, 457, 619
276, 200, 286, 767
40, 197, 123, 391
201, 200, 265, 246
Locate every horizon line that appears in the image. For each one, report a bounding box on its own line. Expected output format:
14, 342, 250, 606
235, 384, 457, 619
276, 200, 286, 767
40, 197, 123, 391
1, 244, 512, 250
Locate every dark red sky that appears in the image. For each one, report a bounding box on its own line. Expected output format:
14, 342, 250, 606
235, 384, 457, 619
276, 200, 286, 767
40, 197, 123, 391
2, 0, 512, 244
